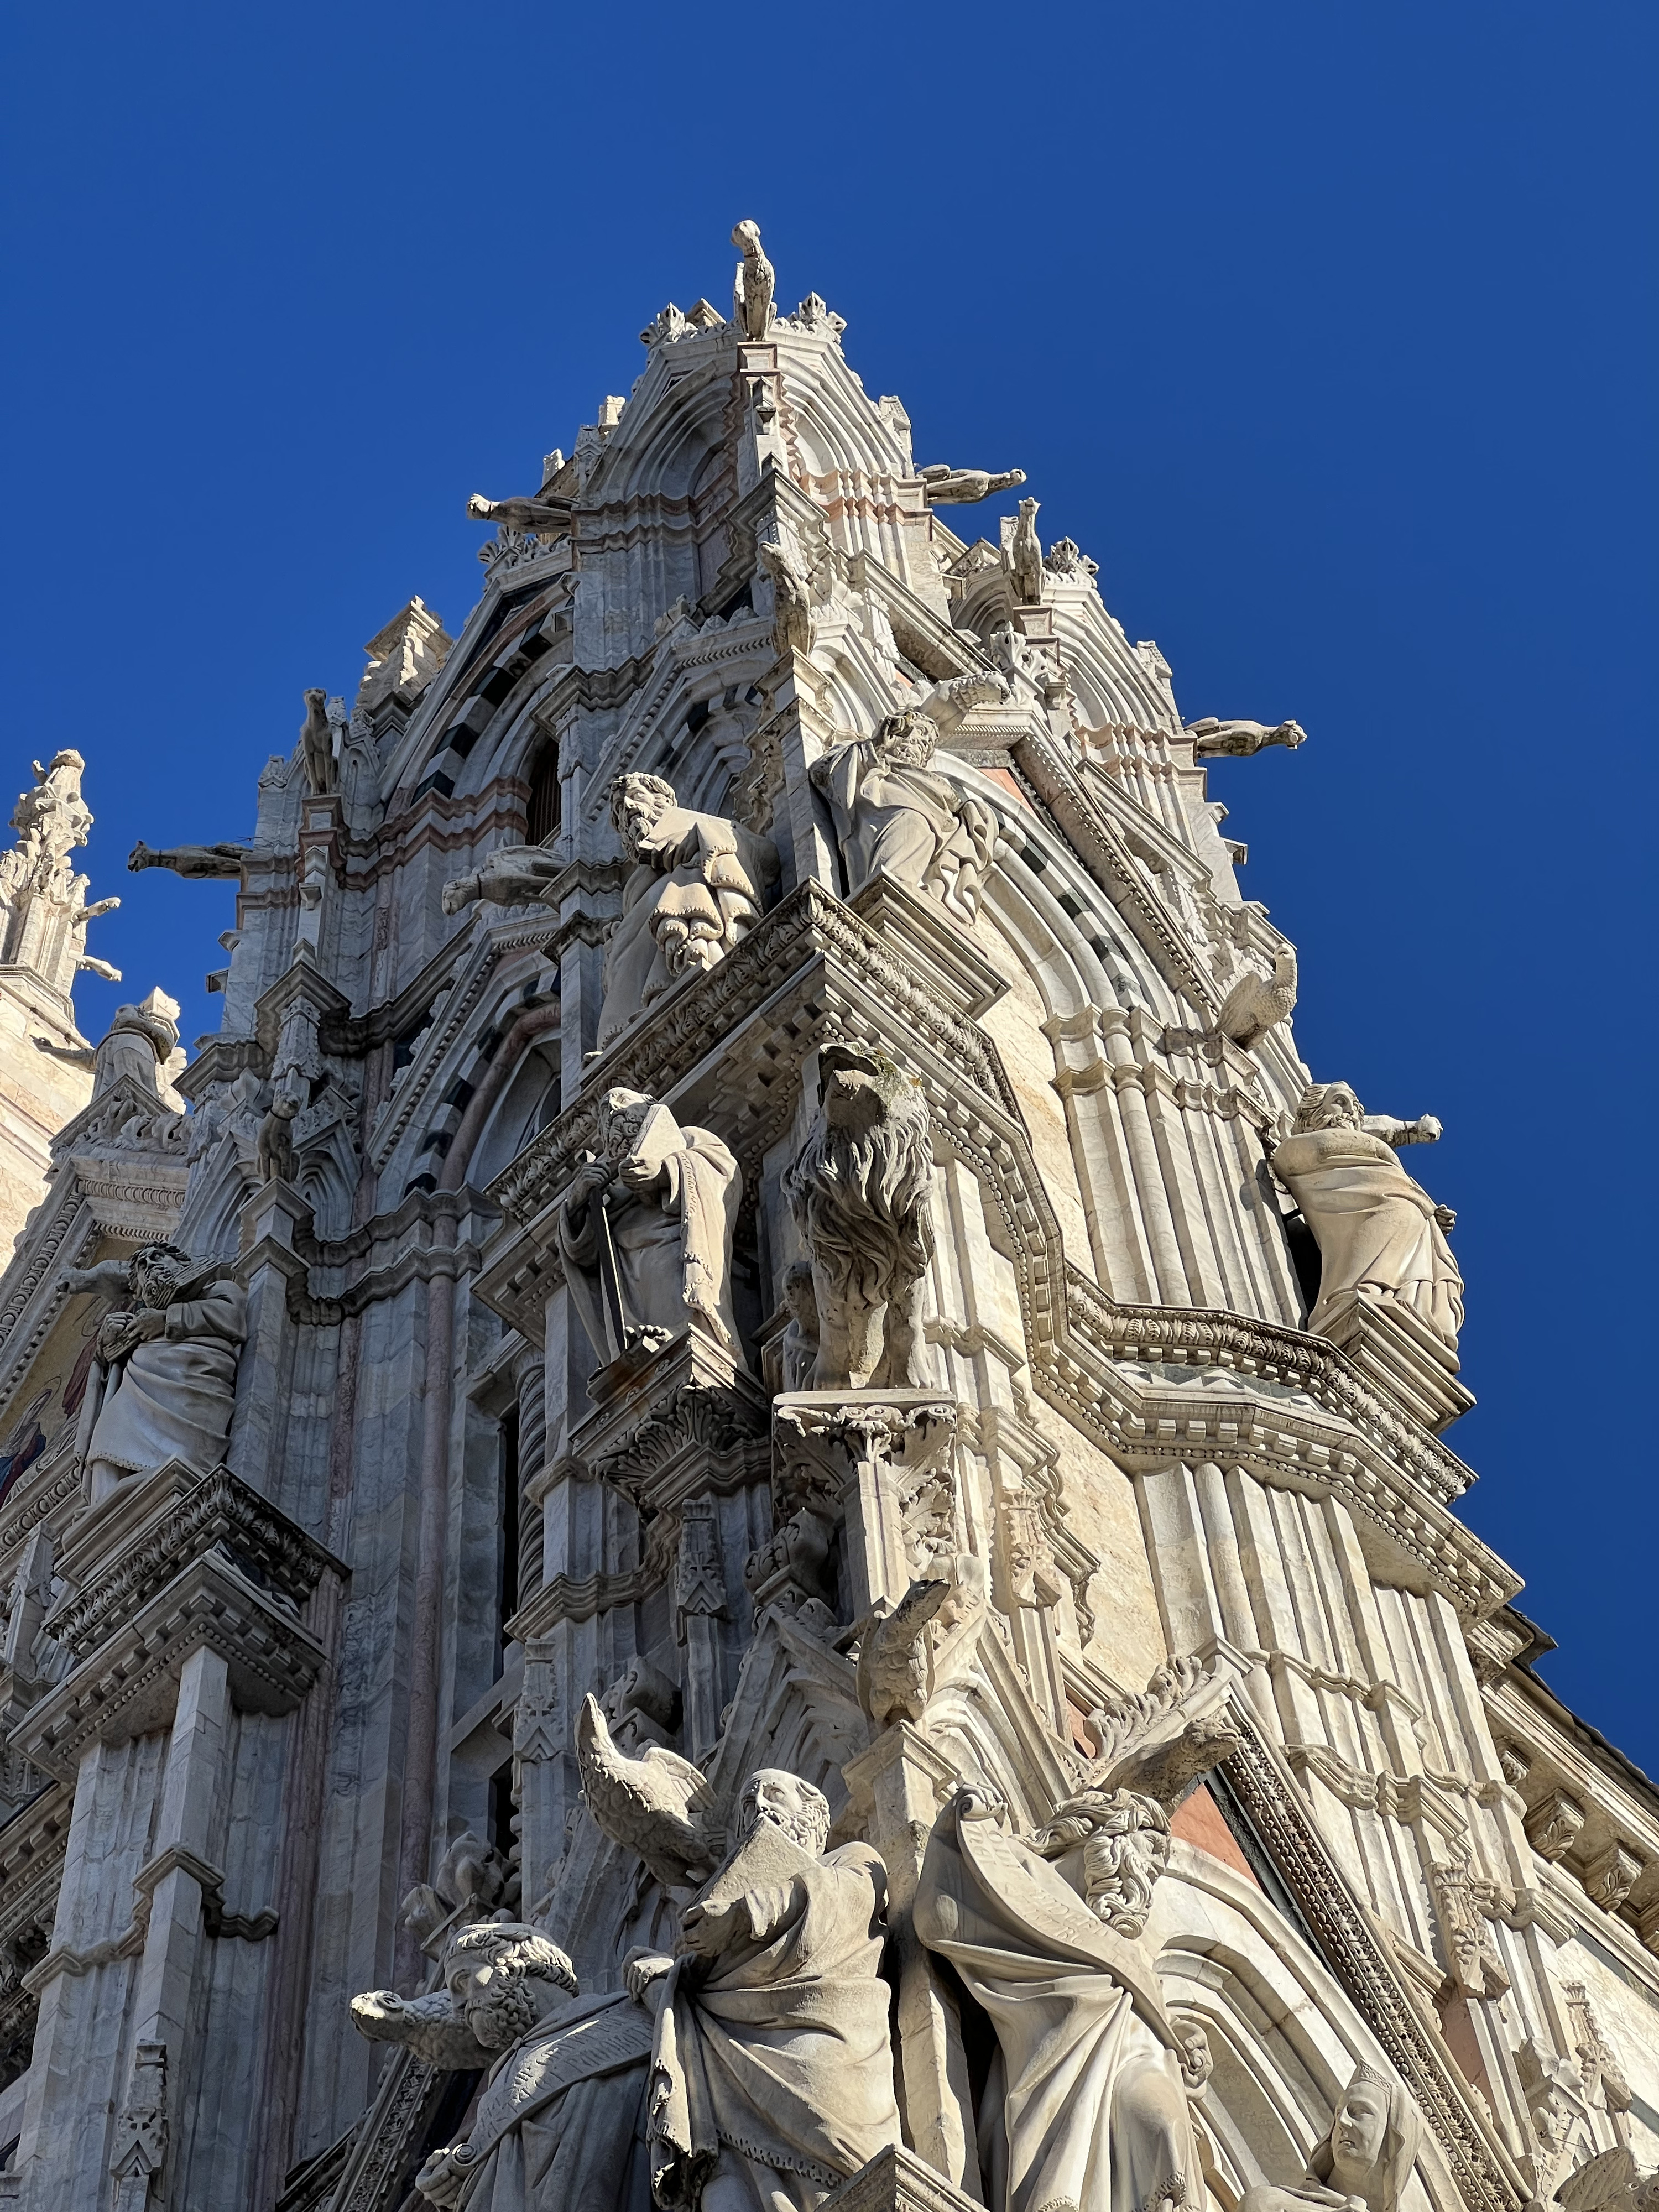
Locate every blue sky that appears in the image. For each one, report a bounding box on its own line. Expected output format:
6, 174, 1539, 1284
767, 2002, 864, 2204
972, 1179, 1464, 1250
3, 2, 1654, 1765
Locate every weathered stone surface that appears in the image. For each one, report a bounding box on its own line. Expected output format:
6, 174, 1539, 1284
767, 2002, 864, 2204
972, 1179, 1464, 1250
0, 216, 1648, 2212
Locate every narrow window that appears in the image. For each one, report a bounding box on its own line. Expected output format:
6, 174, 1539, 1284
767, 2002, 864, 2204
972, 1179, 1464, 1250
497, 1401, 520, 1674
526, 745, 561, 846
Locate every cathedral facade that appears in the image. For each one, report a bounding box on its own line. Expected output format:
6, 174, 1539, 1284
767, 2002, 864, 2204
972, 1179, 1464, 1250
0, 224, 1651, 2212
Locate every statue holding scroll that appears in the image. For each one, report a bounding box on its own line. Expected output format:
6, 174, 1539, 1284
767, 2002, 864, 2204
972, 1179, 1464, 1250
576, 1719, 902, 2212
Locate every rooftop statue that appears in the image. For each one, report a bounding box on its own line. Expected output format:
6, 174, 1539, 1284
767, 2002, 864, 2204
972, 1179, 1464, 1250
1240, 2063, 1422, 2212
731, 220, 774, 341
11, 750, 91, 868
559, 1088, 744, 1376
597, 773, 776, 1051
0, 749, 119, 995
299, 686, 335, 796
351, 1919, 655, 2212
811, 709, 998, 924
1272, 1082, 1463, 1347
64, 1244, 247, 1506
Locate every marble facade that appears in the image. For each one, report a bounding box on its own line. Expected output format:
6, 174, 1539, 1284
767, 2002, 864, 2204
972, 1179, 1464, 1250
0, 223, 1649, 2212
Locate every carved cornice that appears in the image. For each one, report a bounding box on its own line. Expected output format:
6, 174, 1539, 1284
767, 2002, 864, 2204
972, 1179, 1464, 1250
47, 1464, 343, 1659
17, 1546, 331, 1782
488, 879, 1015, 1220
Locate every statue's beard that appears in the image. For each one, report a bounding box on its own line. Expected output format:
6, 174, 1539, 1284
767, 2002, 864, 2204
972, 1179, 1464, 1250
738, 1802, 825, 1858
466, 1977, 540, 2052
1082, 1833, 1162, 1937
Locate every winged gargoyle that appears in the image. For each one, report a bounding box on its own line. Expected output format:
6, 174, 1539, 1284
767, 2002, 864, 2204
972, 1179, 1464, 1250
575, 1692, 726, 1891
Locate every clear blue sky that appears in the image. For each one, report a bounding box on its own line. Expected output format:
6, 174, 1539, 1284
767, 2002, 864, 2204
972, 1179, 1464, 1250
3, 3, 1654, 1765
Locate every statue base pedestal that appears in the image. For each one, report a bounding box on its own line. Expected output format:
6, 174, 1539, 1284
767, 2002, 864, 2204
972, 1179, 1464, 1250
572, 1325, 769, 1513
1317, 1291, 1473, 1434
773, 1390, 958, 1617
821, 2145, 982, 2212
846, 874, 1008, 1019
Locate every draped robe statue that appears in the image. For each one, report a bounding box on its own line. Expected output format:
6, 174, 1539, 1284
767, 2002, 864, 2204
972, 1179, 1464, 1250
628, 1770, 902, 2212
597, 775, 776, 1051
1271, 1083, 1463, 1346
810, 710, 997, 923
353, 1920, 655, 2212
558, 1089, 744, 1375
916, 1785, 1207, 2212
1240, 2063, 1421, 2212
67, 1245, 247, 1506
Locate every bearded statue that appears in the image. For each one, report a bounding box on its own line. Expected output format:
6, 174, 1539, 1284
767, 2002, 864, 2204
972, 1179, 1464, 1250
351, 1919, 655, 2211
65, 1244, 247, 1507
810, 708, 998, 924
1029, 1786, 1172, 1938
781, 1046, 936, 1391
917, 1783, 1207, 2212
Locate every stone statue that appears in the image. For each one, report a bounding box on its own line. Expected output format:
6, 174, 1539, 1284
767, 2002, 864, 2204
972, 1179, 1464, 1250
918, 464, 1027, 505
87, 989, 186, 1107
467, 491, 571, 534
1213, 948, 1298, 1052
1003, 497, 1045, 606
1186, 716, 1307, 759
299, 687, 335, 795
596, 774, 776, 1052
917, 1782, 1208, 2212
256, 1093, 299, 1183
443, 842, 565, 917
11, 750, 92, 868
558, 1088, 744, 1376
615, 1765, 902, 2212
731, 220, 774, 341
128, 839, 250, 879
782, 1046, 935, 1390
351, 1919, 655, 2212
757, 539, 813, 660
810, 709, 998, 924
65, 1245, 248, 1505
1240, 2063, 1422, 2212
1272, 1083, 1463, 1345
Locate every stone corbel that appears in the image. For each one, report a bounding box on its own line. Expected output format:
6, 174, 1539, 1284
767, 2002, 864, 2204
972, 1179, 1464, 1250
1582, 1840, 1644, 1914
1525, 1788, 1587, 1863
772, 1390, 958, 1619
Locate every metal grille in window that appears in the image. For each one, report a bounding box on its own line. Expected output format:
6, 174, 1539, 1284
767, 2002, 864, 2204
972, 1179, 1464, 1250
526, 747, 561, 845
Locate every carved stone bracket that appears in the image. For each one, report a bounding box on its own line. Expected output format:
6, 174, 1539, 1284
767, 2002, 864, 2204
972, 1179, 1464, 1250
574, 1327, 770, 1520
773, 1390, 958, 1618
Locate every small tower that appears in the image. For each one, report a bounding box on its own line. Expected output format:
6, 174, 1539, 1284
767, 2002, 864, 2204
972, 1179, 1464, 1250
0, 750, 118, 1251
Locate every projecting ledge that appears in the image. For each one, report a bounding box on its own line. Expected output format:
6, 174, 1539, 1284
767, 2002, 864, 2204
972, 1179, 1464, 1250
820, 2146, 981, 2212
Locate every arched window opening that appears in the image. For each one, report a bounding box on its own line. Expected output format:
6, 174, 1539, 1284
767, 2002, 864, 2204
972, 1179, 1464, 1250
526, 744, 561, 846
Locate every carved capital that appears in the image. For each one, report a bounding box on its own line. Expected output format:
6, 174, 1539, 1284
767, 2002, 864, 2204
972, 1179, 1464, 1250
1525, 1788, 1587, 1863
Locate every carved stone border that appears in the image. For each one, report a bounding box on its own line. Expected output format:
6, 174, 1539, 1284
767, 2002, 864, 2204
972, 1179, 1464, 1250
1222, 1708, 1528, 2212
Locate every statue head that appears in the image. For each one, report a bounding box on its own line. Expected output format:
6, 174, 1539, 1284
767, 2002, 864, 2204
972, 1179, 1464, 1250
875, 709, 939, 770
1307, 2063, 1420, 2211
781, 1259, 818, 1332
1029, 1786, 1170, 1937
598, 1087, 658, 1162
441, 1921, 579, 2053
732, 219, 764, 259
128, 1243, 194, 1311
735, 1769, 830, 1859
1294, 1081, 1365, 1134
608, 773, 677, 858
